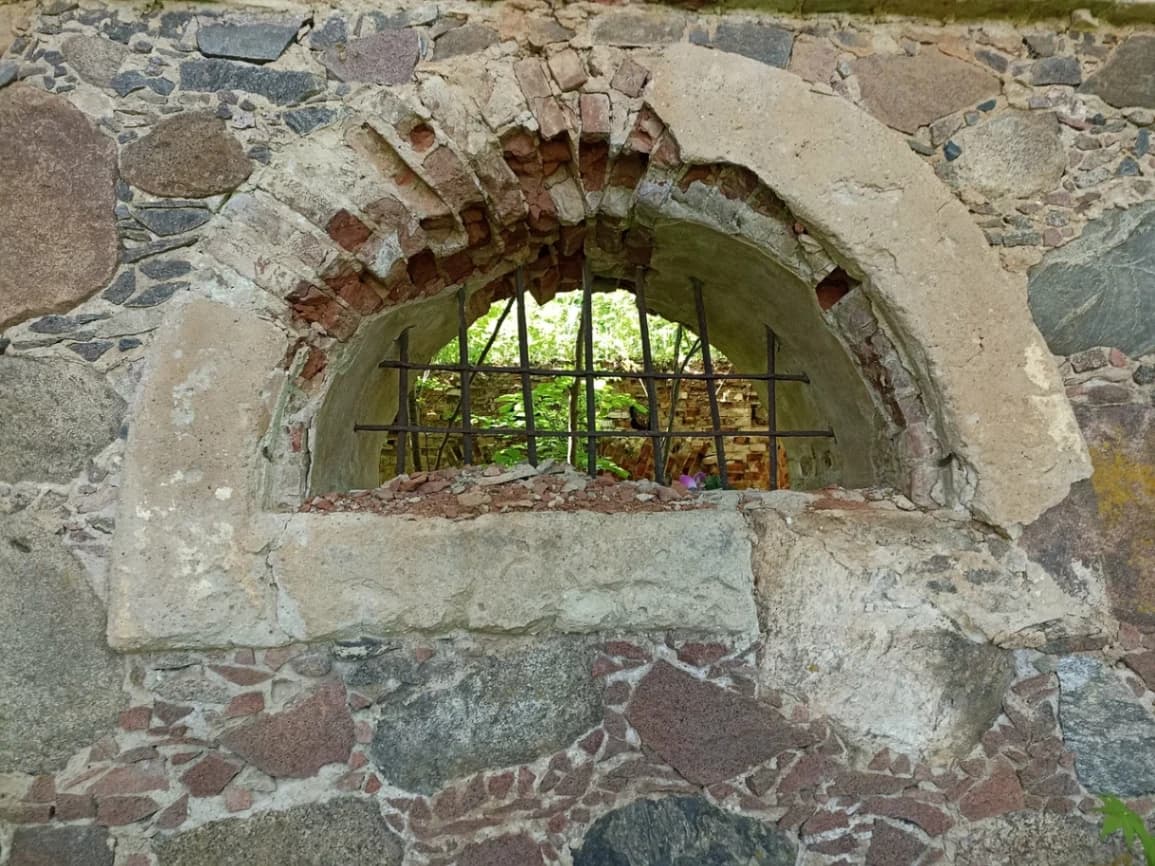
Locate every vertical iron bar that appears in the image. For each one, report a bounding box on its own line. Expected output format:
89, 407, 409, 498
394, 329, 410, 477
457, 286, 474, 465
582, 260, 598, 478
692, 279, 729, 489
766, 326, 778, 492
633, 268, 664, 485
515, 267, 537, 466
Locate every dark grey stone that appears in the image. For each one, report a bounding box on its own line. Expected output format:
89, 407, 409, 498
1118, 157, 1141, 176
1032, 56, 1082, 85
591, 11, 686, 46
100, 16, 146, 45
572, 796, 796, 866
67, 340, 114, 361
125, 281, 186, 308
154, 799, 403, 866
309, 16, 348, 49
944, 140, 962, 160
283, 105, 338, 135
1135, 365, 1155, 386
0, 63, 16, 89
121, 235, 197, 264
118, 337, 142, 351
29, 313, 108, 334
1057, 654, 1155, 796
134, 208, 211, 237
434, 23, 499, 58
179, 59, 324, 106
709, 20, 794, 69
1029, 202, 1155, 356
0, 508, 126, 772
156, 11, 200, 39
369, 639, 601, 793
102, 269, 136, 304
139, 259, 192, 279
976, 48, 1008, 73
1137, 129, 1150, 158
8, 825, 114, 866
196, 16, 304, 64
1081, 36, 1155, 109
109, 69, 147, 96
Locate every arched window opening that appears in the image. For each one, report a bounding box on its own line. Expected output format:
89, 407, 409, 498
353, 265, 839, 495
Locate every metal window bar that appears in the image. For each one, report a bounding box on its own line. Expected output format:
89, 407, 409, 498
357, 266, 836, 490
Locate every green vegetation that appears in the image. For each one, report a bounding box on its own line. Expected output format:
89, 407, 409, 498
1100, 796, 1154, 863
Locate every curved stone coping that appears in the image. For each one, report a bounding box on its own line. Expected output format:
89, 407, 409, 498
647, 45, 1089, 529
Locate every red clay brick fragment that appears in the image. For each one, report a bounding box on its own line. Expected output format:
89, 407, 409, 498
863, 796, 953, 836
865, 820, 928, 866
96, 796, 158, 827
458, 833, 545, 866
209, 664, 273, 687
958, 763, 1024, 820
155, 793, 188, 830
326, 209, 373, 252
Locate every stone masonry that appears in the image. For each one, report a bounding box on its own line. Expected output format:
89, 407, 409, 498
1, 0, 1155, 864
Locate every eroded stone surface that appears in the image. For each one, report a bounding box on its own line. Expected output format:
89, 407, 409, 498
747, 504, 1104, 760
8, 825, 114, 866
852, 50, 1000, 134
370, 639, 601, 793
937, 111, 1066, 200
220, 682, 353, 778
154, 799, 402, 866
1057, 654, 1155, 796
120, 113, 252, 198
179, 58, 323, 106
0, 84, 118, 329
952, 811, 1128, 866
1029, 202, 1155, 357
572, 795, 796, 865
1081, 35, 1155, 109
0, 356, 125, 484
0, 509, 126, 773
320, 30, 420, 85
196, 15, 303, 63
62, 34, 127, 87
628, 661, 813, 785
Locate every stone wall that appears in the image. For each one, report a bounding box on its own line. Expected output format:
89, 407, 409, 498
1, 0, 1154, 863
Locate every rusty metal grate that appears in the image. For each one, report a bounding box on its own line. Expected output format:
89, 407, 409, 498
355, 263, 835, 490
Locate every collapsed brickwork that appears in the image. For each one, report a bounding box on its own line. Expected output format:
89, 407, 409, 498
1, 0, 1154, 863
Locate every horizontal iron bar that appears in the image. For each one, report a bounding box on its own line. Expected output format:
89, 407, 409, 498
376, 359, 810, 383
354, 424, 835, 438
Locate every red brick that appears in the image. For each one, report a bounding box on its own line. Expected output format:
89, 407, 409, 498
488, 771, 515, 799
225, 692, 265, 718
865, 820, 927, 866
863, 796, 953, 836
54, 793, 95, 821
224, 787, 253, 812
579, 729, 605, 756
459, 833, 545, 866
364, 774, 382, 795
676, 643, 729, 667
25, 775, 54, 803
579, 93, 611, 140
326, 209, 373, 252
210, 664, 273, 687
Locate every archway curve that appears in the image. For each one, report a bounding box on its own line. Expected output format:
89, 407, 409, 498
108, 43, 1090, 649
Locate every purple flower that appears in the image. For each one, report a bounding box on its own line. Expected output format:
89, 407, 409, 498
679, 472, 707, 490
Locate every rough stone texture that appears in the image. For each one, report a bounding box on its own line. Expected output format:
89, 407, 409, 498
628, 661, 813, 785
370, 639, 601, 793
748, 504, 1104, 761
0, 508, 126, 773
572, 796, 796, 865
1081, 35, 1155, 109
1028, 202, 1155, 357
120, 113, 252, 198
0, 84, 118, 329
62, 34, 127, 87
8, 825, 114, 866
1057, 654, 1155, 796
133, 207, 212, 237
952, 810, 1128, 865
937, 111, 1066, 200
852, 49, 1000, 134
1021, 404, 1155, 627
154, 799, 403, 866
107, 300, 288, 649
179, 58, 324, 106
320, 30, 419, 85
710, 20, 793, 68
197, 16, 302, 63
220, 682, 353, 778
434, 23, 500, 58
865, 821, 927, 866
271, 510, 758, 639
459, 834, 544, 866
0, 356, 125, 484
650, 44, 1087, 528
